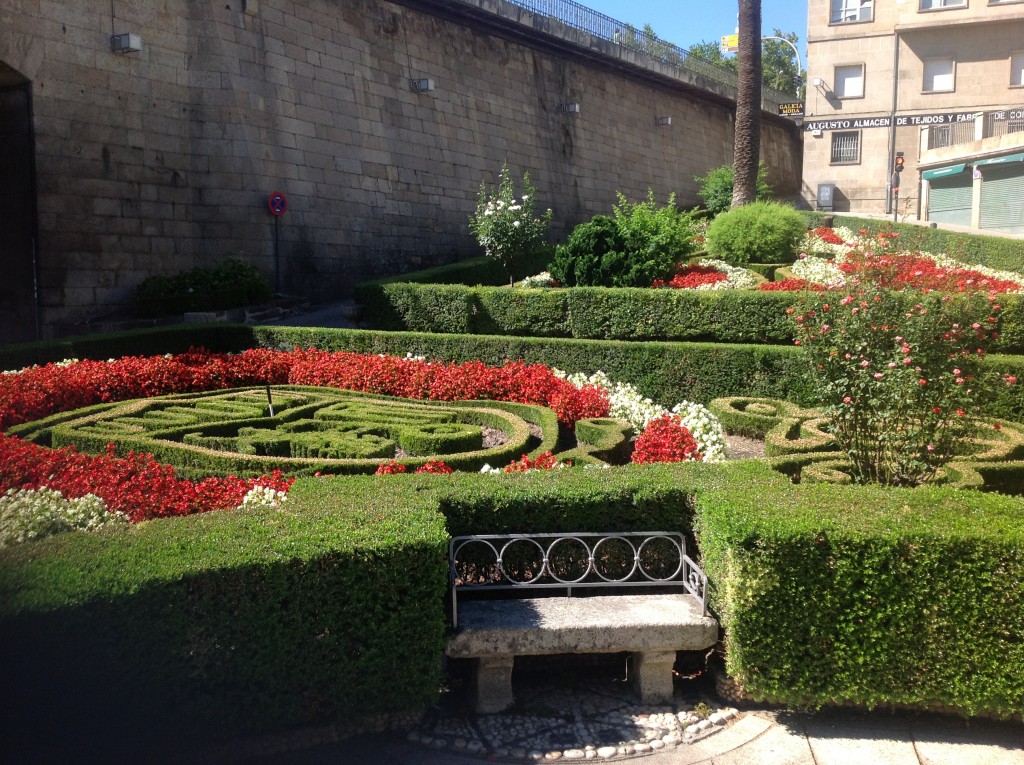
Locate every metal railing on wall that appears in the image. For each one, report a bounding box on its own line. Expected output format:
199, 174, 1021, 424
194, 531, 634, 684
457, 0, 793, 104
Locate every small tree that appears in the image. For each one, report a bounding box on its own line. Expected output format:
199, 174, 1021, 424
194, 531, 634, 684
695, 162, 773, 216
792, 249, 1008, 486
469, 163, 552, 283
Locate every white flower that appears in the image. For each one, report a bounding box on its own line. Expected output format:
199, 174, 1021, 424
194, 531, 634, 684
517, 271, 557, 288
1, 487, 128, 548
694, 259, 761, 290
555, 369, 728, 462
237, 485, 288, 510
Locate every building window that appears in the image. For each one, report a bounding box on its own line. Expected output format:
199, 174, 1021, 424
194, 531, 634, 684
830, 0, 873, 23
923, 58, 955, 92
1012, 52, 1024, 87
920, 0, 966, 8
834, 64, 865, 99
831, 131, 861, 164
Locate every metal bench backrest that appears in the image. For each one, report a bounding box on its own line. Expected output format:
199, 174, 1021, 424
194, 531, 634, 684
449, 531, 708, 628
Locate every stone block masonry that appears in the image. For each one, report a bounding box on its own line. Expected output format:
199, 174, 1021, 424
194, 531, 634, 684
0, 0, 800, 335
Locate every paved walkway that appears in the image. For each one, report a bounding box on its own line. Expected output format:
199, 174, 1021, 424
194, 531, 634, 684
243, 705, 1023, 765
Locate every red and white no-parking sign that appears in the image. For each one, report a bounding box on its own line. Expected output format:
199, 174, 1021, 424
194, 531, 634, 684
267, 191, 288, 217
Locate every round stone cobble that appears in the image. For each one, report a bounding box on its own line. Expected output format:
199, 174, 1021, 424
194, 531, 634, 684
406, 675, 741, 762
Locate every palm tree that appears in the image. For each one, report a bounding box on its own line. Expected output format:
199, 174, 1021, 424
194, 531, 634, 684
732, 0, 762, 208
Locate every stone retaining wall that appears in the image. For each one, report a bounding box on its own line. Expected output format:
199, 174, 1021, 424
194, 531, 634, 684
0, 0, 801, 335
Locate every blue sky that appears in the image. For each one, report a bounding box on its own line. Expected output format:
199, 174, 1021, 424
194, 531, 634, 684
576, 1, 809, 58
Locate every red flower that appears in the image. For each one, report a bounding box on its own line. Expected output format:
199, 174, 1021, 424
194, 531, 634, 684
374, 460, 407, 475
631, 415, 702, 464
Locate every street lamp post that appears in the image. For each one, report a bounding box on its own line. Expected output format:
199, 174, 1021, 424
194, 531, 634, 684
762, 35, 803, 90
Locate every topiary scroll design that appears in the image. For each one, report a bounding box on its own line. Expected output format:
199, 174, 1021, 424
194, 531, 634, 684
708, 396, 1024, 492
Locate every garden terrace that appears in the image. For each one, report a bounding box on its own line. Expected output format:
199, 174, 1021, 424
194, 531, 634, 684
2, 282, 1024, 757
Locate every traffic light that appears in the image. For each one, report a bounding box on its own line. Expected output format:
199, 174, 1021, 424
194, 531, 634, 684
895, 152, 905, 172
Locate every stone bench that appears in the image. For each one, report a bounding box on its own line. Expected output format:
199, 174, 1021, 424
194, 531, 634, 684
445, 532, 719, 713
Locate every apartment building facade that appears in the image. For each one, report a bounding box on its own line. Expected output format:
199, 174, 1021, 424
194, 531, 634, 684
802, 0, 1024, 234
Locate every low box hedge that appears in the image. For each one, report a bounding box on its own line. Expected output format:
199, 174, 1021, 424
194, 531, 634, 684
697, 477, 1024, 717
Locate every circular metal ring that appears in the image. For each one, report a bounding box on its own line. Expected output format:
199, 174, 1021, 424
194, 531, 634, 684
452, 539, 499, 584
636, 535, 684, 582
545, 536, 594, 584
591, 535, 639, 583
499, 537, 547, 585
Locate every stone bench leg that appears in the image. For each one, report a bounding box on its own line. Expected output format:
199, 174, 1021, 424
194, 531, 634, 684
630, 650, 676, 704
471, 655, 515, 714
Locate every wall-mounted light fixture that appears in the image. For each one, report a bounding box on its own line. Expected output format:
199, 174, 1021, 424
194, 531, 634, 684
409, 78, 435, 93
111, 33, 142, 53
560, 103, 580, 113
657, 116, 672, 126
812, 77, 822, 87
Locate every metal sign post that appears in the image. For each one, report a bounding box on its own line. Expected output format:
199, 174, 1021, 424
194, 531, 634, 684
267, 191, 288, 293
890, 172, 900, 222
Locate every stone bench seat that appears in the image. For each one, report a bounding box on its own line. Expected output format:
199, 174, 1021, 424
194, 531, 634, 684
445, 532, 718, 713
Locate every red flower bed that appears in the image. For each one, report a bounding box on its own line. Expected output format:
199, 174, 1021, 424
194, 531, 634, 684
1, 349, 609, 431
758, 278, 828, 292
630, 415, 702, 464
503, 451, 566, 472
0, 434, 293, 522
652, 264, 728, 289
0, 349, 615, 520
812, 226, 848, 246
839, 253, 1023, 294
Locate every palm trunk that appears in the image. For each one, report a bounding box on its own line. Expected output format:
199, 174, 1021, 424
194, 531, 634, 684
732, 0, 762, 208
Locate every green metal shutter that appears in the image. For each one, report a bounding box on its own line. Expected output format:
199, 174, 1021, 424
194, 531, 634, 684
979, 164, 1024, 235
928, 175, 973, 227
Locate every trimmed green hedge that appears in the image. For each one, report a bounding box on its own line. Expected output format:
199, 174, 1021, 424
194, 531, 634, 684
351, 281, 1024, 352
0, 477, 448, 760
354, 251, 551, 326
3, 451, 1022, 753
697, 477, 1024, 717
252, 327, 1024, 422
807, 212, 1024, 275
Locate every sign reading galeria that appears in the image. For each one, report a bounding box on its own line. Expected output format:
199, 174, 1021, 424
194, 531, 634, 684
803, 109, 1020, 132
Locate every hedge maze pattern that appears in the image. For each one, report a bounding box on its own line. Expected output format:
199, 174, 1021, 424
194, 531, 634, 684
14, 386, 634, 477
708, 396, 1024, 492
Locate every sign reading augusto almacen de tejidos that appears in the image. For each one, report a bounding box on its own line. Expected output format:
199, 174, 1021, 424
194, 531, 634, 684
804, 107, 1024, 132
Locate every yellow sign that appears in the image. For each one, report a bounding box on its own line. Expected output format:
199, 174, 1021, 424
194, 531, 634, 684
778, 102, 805, 117
720, 34, 738, 54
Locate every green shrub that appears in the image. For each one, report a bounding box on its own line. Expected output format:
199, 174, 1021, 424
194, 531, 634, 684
706, 201, 807, 266
251, 326, 1024, 422
133, 258, 272, 318
697, 479, 1024, 716
548, 192, 696, 288
694, 162, 773, 216
548, 215, 627, 287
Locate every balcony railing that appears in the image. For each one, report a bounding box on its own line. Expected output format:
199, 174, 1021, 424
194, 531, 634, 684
459, 0, 794, 104
927, 109, 1024, 149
